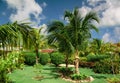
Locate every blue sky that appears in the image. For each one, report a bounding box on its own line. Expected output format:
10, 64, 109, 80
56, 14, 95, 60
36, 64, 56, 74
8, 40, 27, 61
0, 0, 120, 43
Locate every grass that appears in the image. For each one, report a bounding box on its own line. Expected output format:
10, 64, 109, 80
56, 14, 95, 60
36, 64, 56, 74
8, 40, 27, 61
79, 68, 120, 83
8, 64, 120, 83
8, 65, 71, 83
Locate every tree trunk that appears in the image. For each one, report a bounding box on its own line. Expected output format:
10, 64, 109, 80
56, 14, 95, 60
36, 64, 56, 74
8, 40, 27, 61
65, 55, 69, 69
35, 48, 39, 64
74, 49, 79, 74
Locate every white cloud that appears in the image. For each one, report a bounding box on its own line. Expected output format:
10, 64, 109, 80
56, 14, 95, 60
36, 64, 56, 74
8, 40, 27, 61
81, 0, 120, 27
5, 0, 45, 26
102, 33, 110, 42
78, 6, 91, 17
87, 0, 105, 7
39, 24, 48, 35
102, 27, 120, 43
102, 33, 113, 43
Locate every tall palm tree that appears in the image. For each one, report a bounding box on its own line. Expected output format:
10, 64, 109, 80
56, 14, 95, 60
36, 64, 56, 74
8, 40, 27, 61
64, 8, 99, 74
47, 21, 74, 68
29, 27, 46, 64
47, 8, 99, 74
0, 21, 33, 57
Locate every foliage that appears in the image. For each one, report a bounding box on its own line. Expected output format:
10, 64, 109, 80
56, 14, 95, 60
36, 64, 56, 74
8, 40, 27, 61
87, 54, 109, 62
93, 58, 120, 74
71, 73, 88, 80
107, 77, 120, 83
23, 52, 36, 66
47, 8, 99, 74
39, 53, 50, 65
0, 52, 24, 83
59, 67, 73, 77
50, 52, 64, 66
79, 61, 95, 68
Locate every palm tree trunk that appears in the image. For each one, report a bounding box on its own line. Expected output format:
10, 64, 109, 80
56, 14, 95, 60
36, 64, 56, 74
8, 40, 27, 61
74, 49, 79, 74
35, 48, 39, 64
65, 55, 69, 69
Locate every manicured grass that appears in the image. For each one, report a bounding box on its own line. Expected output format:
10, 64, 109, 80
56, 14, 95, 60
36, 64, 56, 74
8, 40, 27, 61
8, 65, 71, 83
79, 68, 120, 83
8, 65, 120, 83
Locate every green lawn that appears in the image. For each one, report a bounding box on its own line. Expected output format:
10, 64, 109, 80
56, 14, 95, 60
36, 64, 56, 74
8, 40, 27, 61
9, 65, 71, 83
8, 65, 120, 83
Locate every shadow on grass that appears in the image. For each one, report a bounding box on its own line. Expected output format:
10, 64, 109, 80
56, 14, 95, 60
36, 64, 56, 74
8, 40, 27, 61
41, 66, 60, 80
91, 75, 107, 79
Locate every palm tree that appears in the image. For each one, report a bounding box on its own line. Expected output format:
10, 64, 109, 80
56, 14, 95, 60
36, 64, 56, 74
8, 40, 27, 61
47, 21, 74, 68
29, 27, 46, 64
64, 8, 99, 74
89, 38, 102, 55
47, 8, 99, 74
0, 22, 33, 57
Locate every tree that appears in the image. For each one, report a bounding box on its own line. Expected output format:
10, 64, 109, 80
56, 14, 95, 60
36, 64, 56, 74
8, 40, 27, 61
64, 8, 99, 74
0, 22, 33, 57
47, 8, 99, 74
29, 27, 46, 64
47, 21, 74, 68
89, 38, 102, 55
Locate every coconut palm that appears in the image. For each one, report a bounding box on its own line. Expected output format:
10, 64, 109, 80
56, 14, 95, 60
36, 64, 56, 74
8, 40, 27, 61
0, 22, 33, 57
47, 8, 99, 74
28, 27, 47, 64
64, 8, 99, 74
47, 21, 74, 68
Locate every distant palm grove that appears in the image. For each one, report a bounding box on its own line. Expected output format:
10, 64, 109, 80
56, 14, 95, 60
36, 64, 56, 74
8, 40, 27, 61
0, 8, 120, 83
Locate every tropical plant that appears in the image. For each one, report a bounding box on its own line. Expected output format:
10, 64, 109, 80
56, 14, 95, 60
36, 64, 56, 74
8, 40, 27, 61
23, 52, 36, 66
50, 52, 64, 66
47, 21, 74, 68
28, 27, 47, 64
107, 77, 120, 83
59, 67, 74, 77
0, 22, 33, 57
64, 8, 99, 74
47, 8, 99, 74
0, 52, 24, 82
39, 53, 50, 65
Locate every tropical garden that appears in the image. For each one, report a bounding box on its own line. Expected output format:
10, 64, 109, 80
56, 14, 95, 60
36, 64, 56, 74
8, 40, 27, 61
0, 8, 120, 83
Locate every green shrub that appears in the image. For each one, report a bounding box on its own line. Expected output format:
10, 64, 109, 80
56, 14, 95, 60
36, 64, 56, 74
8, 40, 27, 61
80, 57, 87, 62
23, 52, 36, 66
50, 52, 64, 66
39, 53, 50, 65
0, 52, 24, 83
107, 77, 120, 83
79, 61, 95, 68
87, 54, 109, 62
59, 67, 73, 77
93, 58, 120, 74
71, 73, 88, 80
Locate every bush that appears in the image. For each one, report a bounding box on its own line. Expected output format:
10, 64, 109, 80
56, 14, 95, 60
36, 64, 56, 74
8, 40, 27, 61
0, 52, 24, 83
79, 61, 95, 68
71, 73, 88, 80
87, 54, 109, 62
107, 77, 120, 83
50, 52, 64, 66
93, 58, 120, 74
39, 53, 50, 65
59, 67, 73, 77
23, 52, 36, 66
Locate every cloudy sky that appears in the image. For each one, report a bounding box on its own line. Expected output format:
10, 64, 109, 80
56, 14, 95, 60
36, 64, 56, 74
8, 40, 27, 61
0, 0, 120, 43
